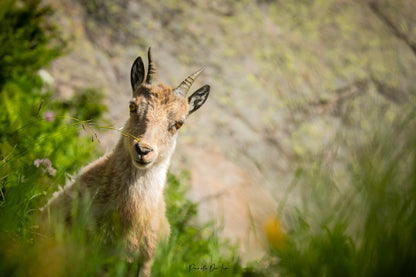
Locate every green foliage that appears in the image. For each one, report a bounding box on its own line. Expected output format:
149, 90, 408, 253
0, 0, 61, 88
272, 221, 355, 277
0, 1, 108, 275
0, 0, 101, 240
0, 68, 109, 276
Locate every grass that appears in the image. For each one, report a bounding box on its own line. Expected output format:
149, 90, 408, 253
264, 109, 416, 277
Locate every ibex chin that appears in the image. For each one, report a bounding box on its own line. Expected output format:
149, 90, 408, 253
42, 48, 210, 276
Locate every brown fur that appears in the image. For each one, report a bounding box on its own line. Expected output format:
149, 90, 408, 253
42, 52, 210, 277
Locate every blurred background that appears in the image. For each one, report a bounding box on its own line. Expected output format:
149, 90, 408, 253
1, 0, 415, 276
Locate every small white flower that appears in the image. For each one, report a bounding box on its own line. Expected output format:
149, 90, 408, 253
38, 69, 54, 85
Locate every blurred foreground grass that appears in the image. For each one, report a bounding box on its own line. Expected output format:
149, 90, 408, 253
265, 109, 416, 277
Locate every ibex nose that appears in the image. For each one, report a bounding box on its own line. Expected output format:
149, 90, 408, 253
135, 143, 153, 157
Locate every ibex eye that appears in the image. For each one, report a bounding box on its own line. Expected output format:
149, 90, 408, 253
129, 103, 136, 112
174, 121, 184, 129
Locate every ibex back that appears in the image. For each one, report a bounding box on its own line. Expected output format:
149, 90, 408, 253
42, 48, 210, 276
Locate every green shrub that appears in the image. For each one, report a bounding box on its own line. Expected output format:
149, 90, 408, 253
0, 0, 99, 238
0, 1, 106, 275
0, 0, 61, 88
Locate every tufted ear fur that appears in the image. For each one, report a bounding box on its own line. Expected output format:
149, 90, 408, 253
130, 56, 145, 93
188, 85, 210, 115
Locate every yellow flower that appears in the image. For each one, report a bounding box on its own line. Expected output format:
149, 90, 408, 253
263, 215, 286, 250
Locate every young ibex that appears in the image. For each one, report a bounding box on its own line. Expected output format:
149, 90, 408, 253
42, 48, 210, 276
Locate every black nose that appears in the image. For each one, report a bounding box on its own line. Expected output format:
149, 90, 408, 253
135, 143, 153, 156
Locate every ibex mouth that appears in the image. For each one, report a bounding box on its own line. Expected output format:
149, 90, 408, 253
133, 158, 153, 168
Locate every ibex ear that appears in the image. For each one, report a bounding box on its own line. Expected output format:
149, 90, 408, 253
188, 85, 210, 115
130, 56, 145, 92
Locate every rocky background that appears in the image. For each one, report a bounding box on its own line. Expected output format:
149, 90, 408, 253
41, 0, 416, 261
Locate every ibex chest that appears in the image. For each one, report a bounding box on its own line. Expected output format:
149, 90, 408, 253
111, 167, 166, 227
128, 173, 164, 211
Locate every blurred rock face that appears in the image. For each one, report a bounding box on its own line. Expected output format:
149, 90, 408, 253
44, 0, 416, 259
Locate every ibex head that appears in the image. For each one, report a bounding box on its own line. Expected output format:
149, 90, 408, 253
125, 48, 210, 169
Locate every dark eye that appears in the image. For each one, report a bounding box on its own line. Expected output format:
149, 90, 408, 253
174, 121, 184, 130
129, 103, 136, 112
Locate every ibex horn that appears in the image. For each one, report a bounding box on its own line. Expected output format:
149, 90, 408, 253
174, 67, 205, 97
145, 47, 157, 84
